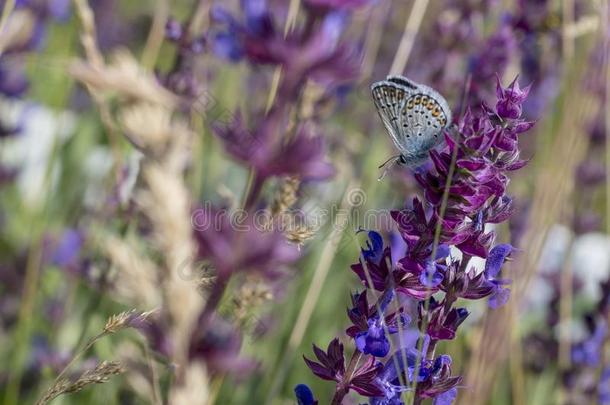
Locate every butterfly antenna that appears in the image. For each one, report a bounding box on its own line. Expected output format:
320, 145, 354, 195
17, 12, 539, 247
378, 154, 400, 169
377, 155, 401, 181
378, 167, 390, 181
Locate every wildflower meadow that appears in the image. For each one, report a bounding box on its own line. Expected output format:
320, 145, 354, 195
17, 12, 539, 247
0, 0, 609, 404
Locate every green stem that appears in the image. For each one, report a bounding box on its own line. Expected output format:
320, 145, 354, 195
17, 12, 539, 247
331, 350, 362, 405
240, 169, 256, 210
407, 134, 460, 404
4, 239, 44, 405
407, 75, 472, 404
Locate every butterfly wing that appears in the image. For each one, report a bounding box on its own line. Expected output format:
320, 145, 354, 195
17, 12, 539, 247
371, 75, 452, 167
370, 79, 414, 153
399, 85, 452, 165
386, 75, 418, 91
413, 82, 452, 127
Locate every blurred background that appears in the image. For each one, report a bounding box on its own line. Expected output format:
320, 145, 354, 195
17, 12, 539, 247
0, 0, 609, 404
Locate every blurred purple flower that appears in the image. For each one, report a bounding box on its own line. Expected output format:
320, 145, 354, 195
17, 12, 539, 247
304, 0, 373, 12
573, 212, 602, 235
599, 368, 610, 405
164, 16, 206, 55
12, 0, 71, 21
0, 59, 29, 98
189, 314, 256, 376
572, 321, 607, 367
576, 161, 606, 187
49, 229, 83, 268
212, 31, 243, 61
511, 0, 556, 33
30, 335, 70, 372
193, 205, 299, 279
46, 0, 71, 21
210, 1, 360, 93
213, 114, 335, 182
468, 21, 518, 105
137, 310, 256, 377
89, 0, 132, 50
165, 17, 183, 41
132, 316, 173, 359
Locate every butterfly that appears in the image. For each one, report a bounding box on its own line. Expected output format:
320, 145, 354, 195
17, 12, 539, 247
371, 75, 452, 179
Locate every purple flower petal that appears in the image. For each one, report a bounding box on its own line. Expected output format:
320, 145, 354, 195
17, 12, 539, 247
488, 286, 510, 308
420, 261, 444, 288
433, 387, 458, 405
294, 384, 318, 405
484, 243, 513, 278
361, 230, 384, 264
213, 32, 244, 61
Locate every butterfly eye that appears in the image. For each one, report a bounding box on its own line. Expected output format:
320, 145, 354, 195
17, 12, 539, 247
432, 108, 440, 117
414, 95, 421, 105
427, 101, 435, 110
